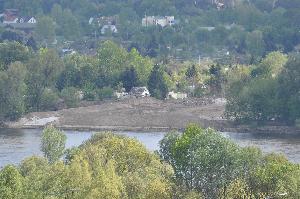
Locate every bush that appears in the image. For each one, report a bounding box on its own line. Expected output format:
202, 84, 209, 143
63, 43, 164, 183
40, 89, 60, 111
61, 87, 80, 108
97, 87, 114, 100
193, 85, 207, 97
83, 84, 97, 101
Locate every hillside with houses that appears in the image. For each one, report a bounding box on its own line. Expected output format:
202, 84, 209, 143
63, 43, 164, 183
0, 9, 36, 29
0, 0, 299, 63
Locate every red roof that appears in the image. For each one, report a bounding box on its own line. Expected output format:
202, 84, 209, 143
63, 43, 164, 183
4, 15, 18, 22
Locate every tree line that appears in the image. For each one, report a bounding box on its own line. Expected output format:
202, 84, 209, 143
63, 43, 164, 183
0, 124, 299, 198
1, 39, 299, 127
0, 40, 165, 121
0, 39, 229, 122
225, 51, 300, 125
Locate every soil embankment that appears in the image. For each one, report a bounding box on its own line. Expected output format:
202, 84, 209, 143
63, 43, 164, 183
5, 97, 300, 134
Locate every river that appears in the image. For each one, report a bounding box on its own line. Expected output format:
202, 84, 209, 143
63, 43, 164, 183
0, 128, 300, 167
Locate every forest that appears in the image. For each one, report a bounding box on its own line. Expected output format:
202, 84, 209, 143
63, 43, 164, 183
1, 0, 300, 62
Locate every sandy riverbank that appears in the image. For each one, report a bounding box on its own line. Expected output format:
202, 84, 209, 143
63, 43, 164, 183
3, 97, 300, 134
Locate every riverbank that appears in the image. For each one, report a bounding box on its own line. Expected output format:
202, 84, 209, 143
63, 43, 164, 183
16, 124, 300, 135
3, 97, 300, 135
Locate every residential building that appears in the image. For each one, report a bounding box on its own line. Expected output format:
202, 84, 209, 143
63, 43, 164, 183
142, 16, 175, 27
3, 16, 18, 24
0, 9, 37, 30
167, 91, 188, 100
130, 87, 150, 98
101, 25, 118, 35
89, 16, 118, 27
2, 9, 19, 24
19, 17, 37, 24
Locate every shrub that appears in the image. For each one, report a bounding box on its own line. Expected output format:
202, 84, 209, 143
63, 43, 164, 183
193, 85, 207, 97
83, 84, 97, 101
40, 89, 59, 111
61, 87, 80, 108
97, 87, 114, 100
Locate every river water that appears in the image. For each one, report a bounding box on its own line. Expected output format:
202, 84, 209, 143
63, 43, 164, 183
0, 128, 300, 167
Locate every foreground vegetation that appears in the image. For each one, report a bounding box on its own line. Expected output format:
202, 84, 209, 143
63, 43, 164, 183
0, 125, 299, 198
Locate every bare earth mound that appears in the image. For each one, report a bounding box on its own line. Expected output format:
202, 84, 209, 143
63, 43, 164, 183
7, 97, 228, 132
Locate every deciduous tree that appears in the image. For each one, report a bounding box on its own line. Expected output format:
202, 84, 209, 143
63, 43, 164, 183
41, 126, 67, 163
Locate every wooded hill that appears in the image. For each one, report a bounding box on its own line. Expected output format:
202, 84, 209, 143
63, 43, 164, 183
1, 0, 300, 62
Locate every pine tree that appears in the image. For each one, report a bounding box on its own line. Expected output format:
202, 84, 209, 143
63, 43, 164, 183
121, 66, 138, 92
147, 64, 168, 99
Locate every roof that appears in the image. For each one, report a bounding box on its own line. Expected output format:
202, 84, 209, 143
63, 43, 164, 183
3, 15, 18, 22
19, 17, 36, 22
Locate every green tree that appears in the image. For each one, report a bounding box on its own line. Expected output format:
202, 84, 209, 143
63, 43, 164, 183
252, 51, 288, 78
121, 67, 138, 92
40, 88, 60, 111
186, 65, 198, 90
226, 53, 300, 124
0, 62, 27, 120
148, 64, 169, 99
41, 126, 67, 163
51, 3, 63, 23
20, 156, 50, 198
35, 16, 56, 44
277, 54, 300, 123
0, 165, 24, 199
60, 9, 81, 40
97, 41, 127, 86
26, 48, 64, 111
159, 124, 242, 198
61, 87, 80, 108
127, 48, 153, 86
226, 77, 279, 122
251, 154, 300, 198
0, 42, 30, 70
245, 30, 266, 62
81, 133, 173, 198
207, 64, 224, 95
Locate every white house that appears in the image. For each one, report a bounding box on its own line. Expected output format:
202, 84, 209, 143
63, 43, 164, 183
19, 17, 37, 24
101, 25, 118, 35
114, 91, 129, 99
199, 26, 216, 31
88, 17, 94, 25
167, 91, 188, 100
130, 87, 150, 98
61, 48, 76, 56
165, 16, 175, 26
142, 16, 175, 27
27, 17, 37, 24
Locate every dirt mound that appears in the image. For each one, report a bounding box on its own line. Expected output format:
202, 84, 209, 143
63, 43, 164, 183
7, 97, 227, 131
